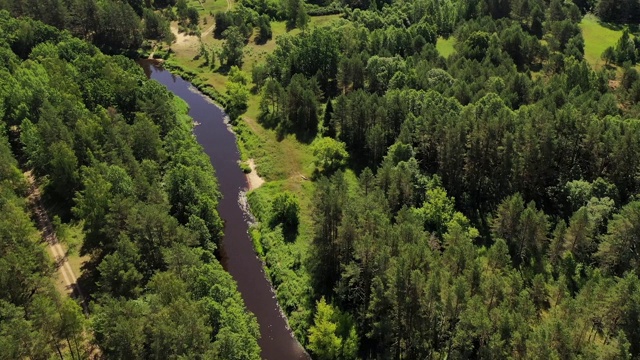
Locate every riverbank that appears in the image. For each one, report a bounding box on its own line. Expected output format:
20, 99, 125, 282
246, 159, 264, 190
141, 62, 308, 359
156, 9, 342, 346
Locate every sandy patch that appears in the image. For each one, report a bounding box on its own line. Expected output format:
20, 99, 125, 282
246, 158, 265, 190
170, 22, 199, 53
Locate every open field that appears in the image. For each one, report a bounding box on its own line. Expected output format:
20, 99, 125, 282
580, 14, 624, 69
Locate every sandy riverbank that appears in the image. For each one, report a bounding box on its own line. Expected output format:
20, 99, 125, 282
246, 158, 265, 190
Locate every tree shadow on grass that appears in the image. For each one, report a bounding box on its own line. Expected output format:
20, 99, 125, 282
215, 64, 233, 75
595, 18, 640, 34
76, 254, 101, 304
282, 224, 299, 243
294, 129, 317, 144
254, 36, 270, 45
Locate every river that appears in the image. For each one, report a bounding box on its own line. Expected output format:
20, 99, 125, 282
139, 61, 309, 360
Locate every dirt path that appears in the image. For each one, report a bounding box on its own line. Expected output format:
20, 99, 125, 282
201, 23, 216, 38
25, 171, 89, 314
201, 0, 231, 38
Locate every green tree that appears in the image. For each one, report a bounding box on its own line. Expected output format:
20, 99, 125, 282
284, 0, 308, 30
308, 297, 342, 360
290, 27, 340, 94
148, 297, 213, 358
130, 113, 164, 162
92, 297, 149, 359
602, 46, 616, 66
285, 74, 320, 136
311, 172, 348, 294
615, 29, 637, 65
57, 297, 87, 360
176, 0, 188, 19
259, 78, 286, 127
94, 0, 143, 51
270, 192, 300, 238
311, 137, 349, 175
142, 8, 173, 42
597, 201, 640, 276
256, 14, 272, 43
97, 236, 143, 298
186, 7, 199, 27
221, 26, 245, 67
0, 188, 51, 307
562, 207, 595, 263
226, 79, 250, 121
418, 186, 456, 237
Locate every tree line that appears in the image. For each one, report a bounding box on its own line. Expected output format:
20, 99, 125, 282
0, 12, 260, 359
0, 0, 183, 52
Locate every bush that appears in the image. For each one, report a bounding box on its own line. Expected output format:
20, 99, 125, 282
311, 137, 348, 175
306, 3, 344, 16
269, 192, 300, 240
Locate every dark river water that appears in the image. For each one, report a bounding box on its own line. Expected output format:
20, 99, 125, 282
139, 61, 308, 360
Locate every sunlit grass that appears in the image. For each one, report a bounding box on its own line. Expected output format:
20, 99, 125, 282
580, 14, 624, 69
310, 13, 343, 27
436, 36, 456, 58
189, 0, 229, 16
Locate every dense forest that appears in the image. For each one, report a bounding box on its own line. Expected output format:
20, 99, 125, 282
5, 0, 640, 359
0, 12, 260, 359
247, 0, 640, 359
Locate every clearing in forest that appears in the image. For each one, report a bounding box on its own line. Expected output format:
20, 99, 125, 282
580, 14, 625, 69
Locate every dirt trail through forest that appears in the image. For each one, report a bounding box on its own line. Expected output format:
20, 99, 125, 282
25, 171, 89, 314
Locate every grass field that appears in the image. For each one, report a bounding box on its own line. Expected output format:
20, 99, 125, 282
436, 36, 456, 58
580, 14, 624, 69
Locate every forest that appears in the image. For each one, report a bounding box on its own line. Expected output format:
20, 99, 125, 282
250, 0, 640, 358
4, 0, 640, 359
254, 0, 640, 359
0, 12, 260, 359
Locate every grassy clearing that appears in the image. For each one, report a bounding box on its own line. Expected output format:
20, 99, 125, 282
436, 36, 456, 58
188, 0, 229, 15
580, 14, 624, 69
310, 13, 344, 27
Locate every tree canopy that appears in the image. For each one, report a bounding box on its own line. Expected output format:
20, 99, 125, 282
0, 12, 259, 359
